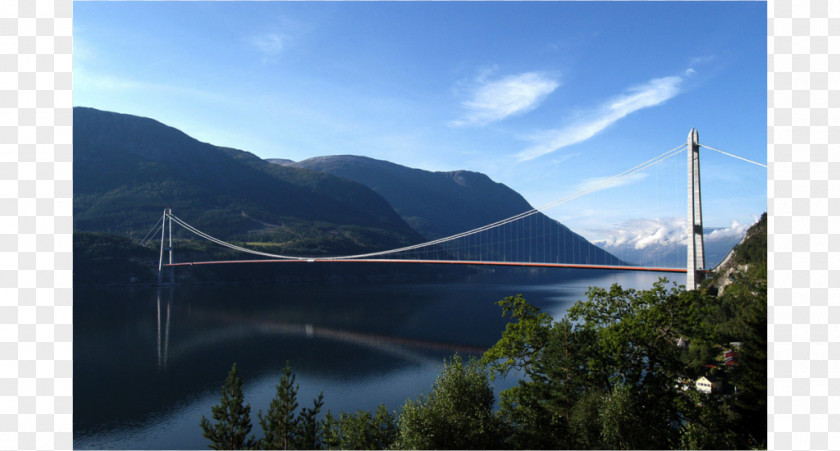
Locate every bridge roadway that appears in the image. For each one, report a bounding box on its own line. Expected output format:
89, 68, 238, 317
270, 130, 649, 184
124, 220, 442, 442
163, 258, 700, 274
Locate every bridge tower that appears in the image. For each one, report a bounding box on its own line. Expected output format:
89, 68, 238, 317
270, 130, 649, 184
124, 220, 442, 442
686, 128, 705, 290
158, 208, 174, 285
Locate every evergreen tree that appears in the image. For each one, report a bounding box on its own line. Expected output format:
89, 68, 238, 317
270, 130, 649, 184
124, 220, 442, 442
294, 392, 325, 449
200, 363, 256, 450
370, 404, 398, 449
321, 411, 340, 450
258, 363, 301, 450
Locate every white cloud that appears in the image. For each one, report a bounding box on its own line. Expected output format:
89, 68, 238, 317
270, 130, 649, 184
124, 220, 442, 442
516, 74, 684, 161
706, 219, 751, 242
592, 216, 754, 268
597, 217, 686, 250
597, 217, 751, 250
451, 72, 559, 127
576, 172, 648, 195
248, 32, 286, 61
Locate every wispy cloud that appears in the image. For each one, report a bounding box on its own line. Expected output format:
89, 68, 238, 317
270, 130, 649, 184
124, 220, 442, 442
451, 72, 559, 127
575, 172, 648, 195
248, 32, 286, 62
75, 65, 244, 108
516, 74, 685, 161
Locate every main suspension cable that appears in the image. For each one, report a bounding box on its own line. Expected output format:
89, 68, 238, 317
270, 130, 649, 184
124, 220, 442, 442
165, 143, 688, 261
313, 143, 687, 260
168, 214, 304, 260
699, 144, 767, 168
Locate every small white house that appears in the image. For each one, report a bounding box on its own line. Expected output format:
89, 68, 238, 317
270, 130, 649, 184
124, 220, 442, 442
695, 375, 722, 394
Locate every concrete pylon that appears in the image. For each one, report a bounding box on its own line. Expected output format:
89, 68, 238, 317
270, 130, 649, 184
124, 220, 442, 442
686, 128, 705, 290
168, 208, 174, 284
158, 208, 175, 285
158, 208, 166, 285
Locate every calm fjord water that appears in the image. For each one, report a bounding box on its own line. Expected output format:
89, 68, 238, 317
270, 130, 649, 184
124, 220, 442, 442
74, 270, 679, 449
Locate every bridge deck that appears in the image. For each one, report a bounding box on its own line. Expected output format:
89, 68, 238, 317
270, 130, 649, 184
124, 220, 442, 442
164, 258, 697, 273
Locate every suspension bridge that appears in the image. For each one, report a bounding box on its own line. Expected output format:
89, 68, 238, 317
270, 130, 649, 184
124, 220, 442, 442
142, 129, 765, 290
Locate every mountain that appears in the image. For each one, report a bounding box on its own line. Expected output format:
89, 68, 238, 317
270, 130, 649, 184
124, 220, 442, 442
289, 155, 620, 265
291, 155, 532, 239
703, 212, 767, 295
73, 107, 425, 256
265, 158, 294, 165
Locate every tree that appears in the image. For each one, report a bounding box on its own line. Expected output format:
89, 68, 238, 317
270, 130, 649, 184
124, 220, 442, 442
200, 363, 256, 450
481, 294, 553, 377
597, 383, 636, 449
257, 362, 326, 450
395, 355, 504, 449
718, 270, 767, 449
481, 295, 622, 449
482, 282, 717, 449
678, 390, 739, 450
258, 363, 299, 450
484, 313, 592, 449
321, 404, 397, 450
296, 392, 325, 450
567, 389, 604, 449
321, 410, 340, 450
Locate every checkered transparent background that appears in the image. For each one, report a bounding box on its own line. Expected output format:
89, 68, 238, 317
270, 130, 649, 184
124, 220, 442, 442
768, 0, 840, 450
0, 0, 835, 449
1, 0, 72, 449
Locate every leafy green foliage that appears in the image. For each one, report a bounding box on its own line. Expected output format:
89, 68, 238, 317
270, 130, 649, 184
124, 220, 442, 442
567, 388, 603, 449
481, 294, 553, 376
321, 405, 397, 450
717, 271, 767, 448
482, 282, 699, 448
200, 363, 257, 450
677, 390, 739, 449
395, 355, 504, 450
482, 280, 765, 449
479, 213, 767, 449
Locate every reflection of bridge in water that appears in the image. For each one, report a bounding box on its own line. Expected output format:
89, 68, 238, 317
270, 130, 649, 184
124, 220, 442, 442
154, 289, 486, 371
141, 130, 765, 291
156, 290, 170, 370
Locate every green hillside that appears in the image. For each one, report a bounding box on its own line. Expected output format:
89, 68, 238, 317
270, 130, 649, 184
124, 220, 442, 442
73, 107, 424, 256
292, 155, 621, 265
703, 212, 767, 295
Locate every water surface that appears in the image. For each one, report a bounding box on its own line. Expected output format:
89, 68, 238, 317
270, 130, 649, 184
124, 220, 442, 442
74, 269, 679, 449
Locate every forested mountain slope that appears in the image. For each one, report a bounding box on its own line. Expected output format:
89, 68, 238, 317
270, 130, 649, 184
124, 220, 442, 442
290, 155, 620, 265
74, 107, 424, 256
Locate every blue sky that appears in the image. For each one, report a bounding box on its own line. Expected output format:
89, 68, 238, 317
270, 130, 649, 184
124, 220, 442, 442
74, 1, 767, 244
